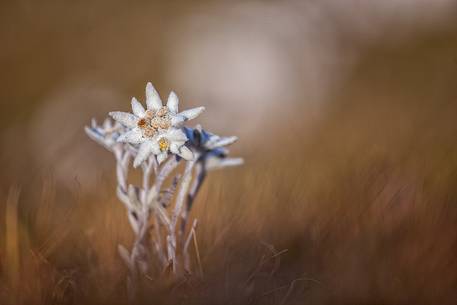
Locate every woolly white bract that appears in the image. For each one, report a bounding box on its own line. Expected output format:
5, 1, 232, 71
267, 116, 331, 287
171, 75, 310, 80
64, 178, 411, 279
85, 82, 242, 298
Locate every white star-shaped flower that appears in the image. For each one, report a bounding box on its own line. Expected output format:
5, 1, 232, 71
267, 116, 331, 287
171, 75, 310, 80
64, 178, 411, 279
108, 83, 204, 166
134, 127, 193, 167
85, 118, 124, 151
184, 125, 243, 170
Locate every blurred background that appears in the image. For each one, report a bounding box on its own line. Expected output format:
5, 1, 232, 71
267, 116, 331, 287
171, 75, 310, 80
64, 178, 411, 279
1, 0, 457, 304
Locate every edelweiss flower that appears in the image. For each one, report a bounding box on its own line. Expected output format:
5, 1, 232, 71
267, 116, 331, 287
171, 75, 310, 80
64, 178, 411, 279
85, 118, 124, 151
135, 127, 193, 166
109, 83, 205, 166
184, 125, 243, 170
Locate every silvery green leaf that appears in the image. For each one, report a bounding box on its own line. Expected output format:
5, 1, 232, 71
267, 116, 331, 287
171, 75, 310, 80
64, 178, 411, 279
169, 143, 181, 155
117, 129, 143, 144
145, 82, 162, 110
134, 141, 159, 168
166, 128, 188, 142
207, 136, 238, 149
85, 126, 105, 145
167, 91, 179, 114
205, 157, 244, 171
178, 106, 205, 121
176, 145, 193, 161
109, 111, 138, 128
170, 115, 186, 126
131, 97, 146, 117
103, 118, 113, 129
85, 125, 116, 151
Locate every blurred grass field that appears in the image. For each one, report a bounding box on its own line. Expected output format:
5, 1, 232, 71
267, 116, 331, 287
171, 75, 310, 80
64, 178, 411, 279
1, 1, 457, 304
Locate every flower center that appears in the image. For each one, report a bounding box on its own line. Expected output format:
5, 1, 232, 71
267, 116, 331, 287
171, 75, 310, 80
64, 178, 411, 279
158, 137, 170, 151
157, 106, 169, 117
137, 107, 172, 138
137, 118, 147, 128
